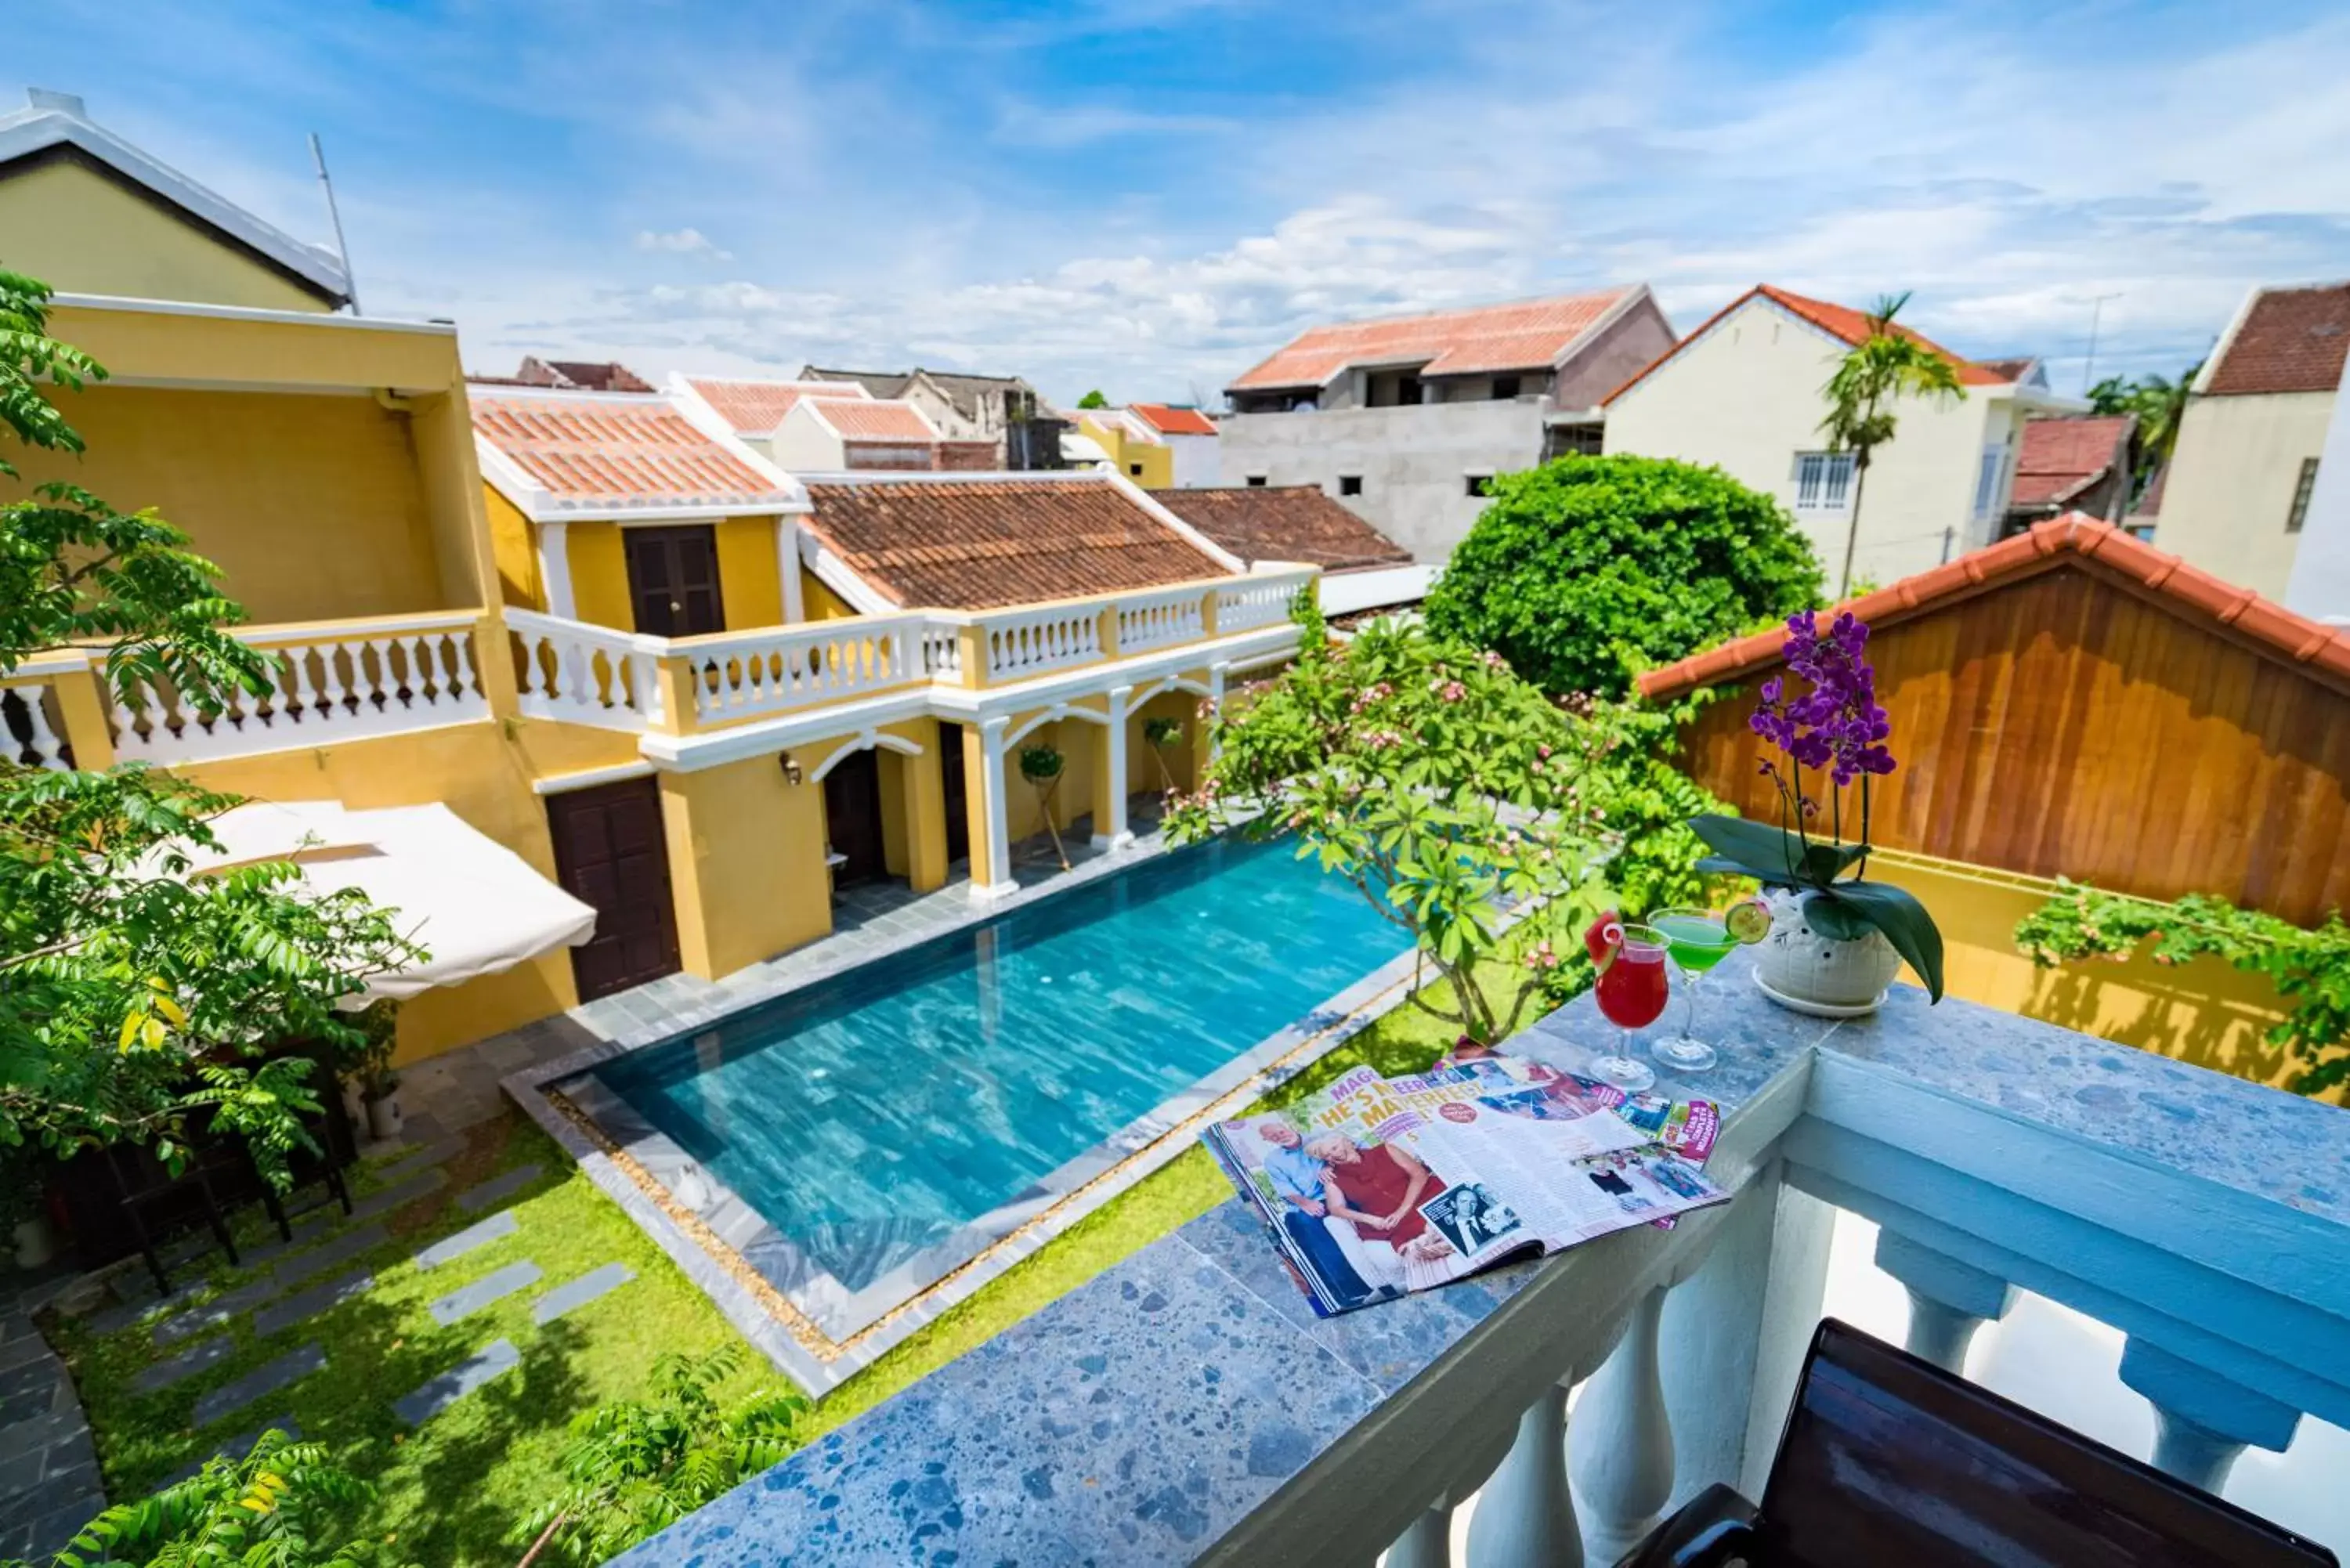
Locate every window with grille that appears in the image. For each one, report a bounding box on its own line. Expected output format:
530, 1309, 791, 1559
1792, 452, 1855, 512
2288, 457, 2321, 533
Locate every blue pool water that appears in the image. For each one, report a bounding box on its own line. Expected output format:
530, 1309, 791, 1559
595, 837, 1412, 1292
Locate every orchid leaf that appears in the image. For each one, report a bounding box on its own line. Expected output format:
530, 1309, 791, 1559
1809, 881, 1944, 1000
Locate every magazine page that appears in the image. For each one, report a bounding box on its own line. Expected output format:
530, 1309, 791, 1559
1397, 1111, 1730, 1245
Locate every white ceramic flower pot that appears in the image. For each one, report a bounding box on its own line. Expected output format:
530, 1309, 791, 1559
12, 1216, 58, 1270
1753, 888, 1904, 1016
366, 1093, 404, 1141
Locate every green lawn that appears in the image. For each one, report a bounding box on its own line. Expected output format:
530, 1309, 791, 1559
54, 956, 1528, 1565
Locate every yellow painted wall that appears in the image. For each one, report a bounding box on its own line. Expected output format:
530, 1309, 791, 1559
9, 385, 457, 625
0, 157, 336, 313
1078, 414, 1174, 490
486, 487, 543, 611
172, 714, 642, 1064
558, 515, 786, 632
1127, 690, 1201, 796
800, 568, 866, 622
1870, 848, 2334, 1102
660, 751, 833, 978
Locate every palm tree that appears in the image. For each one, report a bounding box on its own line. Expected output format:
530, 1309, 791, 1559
2091, 363, 2200, 506
1820, 292, 1968, 596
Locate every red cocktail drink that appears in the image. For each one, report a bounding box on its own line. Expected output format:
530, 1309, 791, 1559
1585, 920, 1671, 1092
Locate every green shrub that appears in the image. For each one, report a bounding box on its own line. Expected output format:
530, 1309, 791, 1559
1424, 453, 1823, 698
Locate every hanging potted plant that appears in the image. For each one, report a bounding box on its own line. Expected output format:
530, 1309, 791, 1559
1142, 715, 1185, 793
1019, 742, 1072, 872
351, 998, 405, 1140
1687, 610, 1943, 1016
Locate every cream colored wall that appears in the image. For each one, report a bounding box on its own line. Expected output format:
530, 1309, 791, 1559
2153, 392, 2333, 602
772, 403, 848, 472
9, 385, 454, 625
1603, 298, 2008, 587
0, 158, 334, 312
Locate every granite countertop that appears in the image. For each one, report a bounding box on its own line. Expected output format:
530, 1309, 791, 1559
616, 951, 2350, 1566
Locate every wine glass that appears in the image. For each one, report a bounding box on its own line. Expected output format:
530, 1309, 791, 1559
1650, 906, 1738, 1074
1589, 922, 1669, 1093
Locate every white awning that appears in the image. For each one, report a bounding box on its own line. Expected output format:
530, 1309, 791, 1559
187, 801, 597, 1002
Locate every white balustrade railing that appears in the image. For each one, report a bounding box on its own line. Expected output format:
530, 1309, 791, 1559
974, 602, 1104, 681
1, 681, 73, 770
919, 623, 963, 681
1115, 583, 1209, 654
111, 612, 490, 764
508, 608, 663, 732
1215, 569, 1313, 634
680, 616, 924, 726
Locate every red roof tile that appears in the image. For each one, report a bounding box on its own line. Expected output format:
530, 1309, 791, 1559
2204, 282, 2350, 396
686, 377, 869, 435
1229, 288, 1637, 392
1129, 403, 1217, 437
2008, 415, 2131, 508
801, 478, 1227, 610
472, 391, 790, 511
1153, 486, 1412, 571
810, 398, 938, 443
1605, 284, 2015, 406
1637, 513, 2350, 700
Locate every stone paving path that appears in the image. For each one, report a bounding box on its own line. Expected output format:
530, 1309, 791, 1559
427, 1260, 542, 1327
393, 1339, 519, 1426
250, 1270, 374, 1339
193, 1344, 324, 1429
0, 1279, 103, 1563
152, 1223, 389, 1349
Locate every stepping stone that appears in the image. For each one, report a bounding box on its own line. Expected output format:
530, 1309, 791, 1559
533, 1263, 634, 1326
89, 1280, 205, 1336
193, 1344, 324, 1429
132, 1333, 235, 1394
270, 1223, 389, 1292
251, 1270, 372, 1339
427, 1261, 541, 1327
456, 1165, 544, 1215
348, 1169, 447, 1222
237, 1208, 343, 1270
393, 1338, 519, 1425
161, 1416, 299, 1487
368, 1135, 465, 1188
414, 1210, 519, 1270
152, 1277, 279, 1349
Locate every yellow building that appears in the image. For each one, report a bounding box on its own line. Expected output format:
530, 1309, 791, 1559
1073, 408, 1175, 489
1, 90, 1322, 1068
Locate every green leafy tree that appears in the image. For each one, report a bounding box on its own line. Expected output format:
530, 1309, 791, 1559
1167, 598, 1719, 1044
522, 1348, 805, 1566
1075, 389, 1109, 409
5, 1428, 406, 1568
2087, 364, 2199, 504
1424, 453, 1823, 699
1, 268, 418, 1183
1820, 291, 1967, 596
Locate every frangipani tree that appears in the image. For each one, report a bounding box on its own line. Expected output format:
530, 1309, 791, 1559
1821, 291, 1966, 596
1166, 599, 1715, 1045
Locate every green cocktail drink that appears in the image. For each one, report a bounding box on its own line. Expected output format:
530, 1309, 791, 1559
1648, 902, 1768, 1073
1654, 912, 1736, 974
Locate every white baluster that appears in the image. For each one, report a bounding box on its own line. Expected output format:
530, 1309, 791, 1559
362, 637, 395, 710
1875, 1231, 2015, 1374
639, 653, 664, 726
110, 683, 150, 760
393, 633, 428, 706
277, 645, 316, 724
1386, 1507, 1451, 1568
447, 627, 479, 699
2118, 1339, 2301, 1495
318, 641, 352, 717
1571, 1287, 1676, 1563
1466, 1385, 1581, 1568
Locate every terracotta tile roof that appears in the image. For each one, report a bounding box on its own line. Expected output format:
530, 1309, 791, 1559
1972, 356, 2041, 384
513, 356, 654, 392
2204, 282, 2350, 396
1605, 284, 2014, 406
1153, 486, 1411, 572
472, 391, 790, 511
801, 477, 1227, 610
809, 398, 939, 443
1229, 287, 1637, 392
2008, 415, 2132, 508
1638, 513, 2350, 700
1130, 403, 1218, 437
686, 376, 869, 435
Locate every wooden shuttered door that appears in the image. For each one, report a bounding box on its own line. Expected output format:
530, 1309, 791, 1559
544, 778, 682, 1001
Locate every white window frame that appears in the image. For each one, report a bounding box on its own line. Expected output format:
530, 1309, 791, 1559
1792, 451, 1855, 514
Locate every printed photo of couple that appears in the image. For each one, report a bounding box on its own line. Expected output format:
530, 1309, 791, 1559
1244, 1114, 1484, 1310
1582, 1147, 1714, 1216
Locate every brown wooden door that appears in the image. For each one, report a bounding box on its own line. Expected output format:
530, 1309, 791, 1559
823, 748, 887, 887
546, 778, 681, 1001
937, 721, 970, 864
624, 526, 725, 638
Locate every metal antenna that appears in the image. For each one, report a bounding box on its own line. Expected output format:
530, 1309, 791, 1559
309, 132, 360, 315
2081, 291, 2122, 396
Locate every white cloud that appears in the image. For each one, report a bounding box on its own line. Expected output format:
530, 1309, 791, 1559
634, 227, 733, 261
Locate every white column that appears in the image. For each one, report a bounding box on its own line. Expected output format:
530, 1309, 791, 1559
970, 714, 1017, 901
2118, 1339, 2302, 1495
1206, 661, 1229, 761
1571, 1287, 1676, 1563
1094, 685, 1133, 851
1875, 1230, 2016, 1375
1466, 1384, 1582, 1568
537, 521, 577, 620
776, 516, 806, 623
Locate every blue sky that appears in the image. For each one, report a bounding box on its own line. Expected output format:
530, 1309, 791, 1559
23, 0, 2350, 405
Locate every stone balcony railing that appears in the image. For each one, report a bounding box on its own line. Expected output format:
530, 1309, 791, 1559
609, 949, 2350, 1566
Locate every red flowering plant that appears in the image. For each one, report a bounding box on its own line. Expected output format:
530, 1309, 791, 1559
1687, 609, 1944, 998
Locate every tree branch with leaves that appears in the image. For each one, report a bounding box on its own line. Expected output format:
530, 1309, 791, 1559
1820, 291, 1967, 597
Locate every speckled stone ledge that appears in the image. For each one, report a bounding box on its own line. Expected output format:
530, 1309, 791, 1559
614, 951, 2350, 1566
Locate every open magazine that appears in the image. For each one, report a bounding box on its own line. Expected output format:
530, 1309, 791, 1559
1202, 1053, 1728, 1315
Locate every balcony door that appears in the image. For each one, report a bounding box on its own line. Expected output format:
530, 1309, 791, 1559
625, 525, 725, 638
545, 777, 682, 1002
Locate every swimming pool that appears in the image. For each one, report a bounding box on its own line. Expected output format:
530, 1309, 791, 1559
589, 835, 1412, 1305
